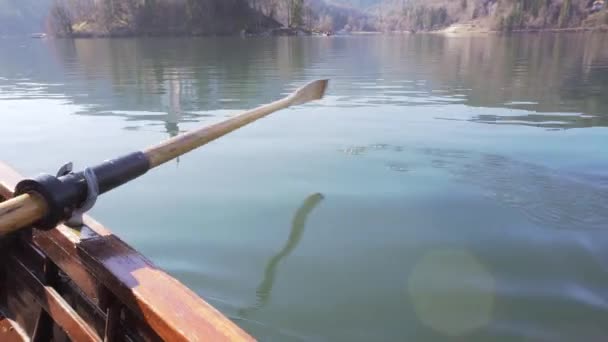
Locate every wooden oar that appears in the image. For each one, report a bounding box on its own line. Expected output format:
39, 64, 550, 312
0, 79, 329, 235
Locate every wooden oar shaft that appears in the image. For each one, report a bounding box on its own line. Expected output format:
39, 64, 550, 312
145, 97, 291, 168
145, 78, 328, 168
0, 193, 47, 235
0, 80, 328, 235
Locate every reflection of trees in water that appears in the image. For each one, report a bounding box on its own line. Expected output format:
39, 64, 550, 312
467, 112, 605, 129
36, 34, 608, 131
238, 193, 324, 319
49, 38, 314, 108
164, 72, 184, 164
162, 72, 185, 137
41, 37, 322, 137
377, 34, 608, 124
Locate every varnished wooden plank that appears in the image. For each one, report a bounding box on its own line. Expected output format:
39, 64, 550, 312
57, 277, 161, 342
2, 249, 42, 337
0, 315, 27, 342
33, 229, 101, 303
56, 277, 108, 337
19, 225, 162, 341
0, 162, 254, 341
9, 255, 102, 342
32, 258, 59, 342
78, 236, 254, 342
16, 235, 111, 337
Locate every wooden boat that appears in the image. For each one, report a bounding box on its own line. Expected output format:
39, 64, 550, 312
0, 161, 254, 341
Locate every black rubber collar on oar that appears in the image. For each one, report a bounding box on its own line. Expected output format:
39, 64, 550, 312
14, 152, 150, 230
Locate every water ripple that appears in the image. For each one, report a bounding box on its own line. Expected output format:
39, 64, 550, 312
339, 143, 608, 231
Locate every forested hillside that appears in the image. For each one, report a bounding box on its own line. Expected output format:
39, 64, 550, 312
374, 0, 608, 32
1, 0, 606, 36
246, 0, 372, 31
250, 0, 607, 32
48, 0, 284, 36
327, 0, 383, 9
46, 0, 371, 36
48, 0, 608, 36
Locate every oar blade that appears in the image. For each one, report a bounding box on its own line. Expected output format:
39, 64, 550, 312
290, 79, 329, 105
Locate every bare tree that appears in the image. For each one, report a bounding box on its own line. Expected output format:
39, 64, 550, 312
304, 4, 314, 29
50, 0, 73, 36
318, 14, 333, 31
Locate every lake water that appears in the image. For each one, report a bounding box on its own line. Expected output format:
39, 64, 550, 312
1, 33, 607, 341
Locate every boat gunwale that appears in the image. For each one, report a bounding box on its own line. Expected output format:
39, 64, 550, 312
0, 161, 254, 341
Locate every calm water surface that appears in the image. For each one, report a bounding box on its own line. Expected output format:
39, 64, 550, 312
1, 34, 608, 341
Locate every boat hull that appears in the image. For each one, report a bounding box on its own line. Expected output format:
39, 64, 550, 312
0, 162, 253, 341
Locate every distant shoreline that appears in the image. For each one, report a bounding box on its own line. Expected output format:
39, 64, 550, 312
436, 23, 608, 36
30, 26, 608, 39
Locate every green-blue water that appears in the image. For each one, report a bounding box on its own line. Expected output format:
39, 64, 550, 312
1, 33, 608, 341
